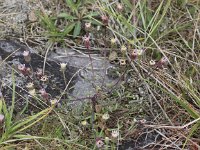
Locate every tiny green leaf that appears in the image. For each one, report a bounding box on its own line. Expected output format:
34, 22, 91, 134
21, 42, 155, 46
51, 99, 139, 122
73, 21, 81, 38
63, 23, 76, 36
83, 12, 99, 19
57, 13, 76, 20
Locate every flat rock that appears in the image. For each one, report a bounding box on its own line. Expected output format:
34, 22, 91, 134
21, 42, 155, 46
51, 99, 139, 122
0, 40, 119, 112
48, 48, 119, 98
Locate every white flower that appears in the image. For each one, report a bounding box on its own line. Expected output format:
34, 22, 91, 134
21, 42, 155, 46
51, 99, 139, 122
102, 113, 110, 120
119, 59, 126, 66
111, 38, 117, 44
40, 75, 48, 82
60, 63, 67, 72
81, 120, 87, 126
104, 137, 110, 143
111, 130, 119, 138
120, 45, 127, 53
149, 60, 156, 66
97, 25, 101, 31
50, 99, 58, 106
23, 51, 31, 62
28, 89, 36, 96
23, 50, 29, 57
133, 118, 137, 123
26, 82, 34, 89
85, 22, 91, 29
137, 49, 143, 56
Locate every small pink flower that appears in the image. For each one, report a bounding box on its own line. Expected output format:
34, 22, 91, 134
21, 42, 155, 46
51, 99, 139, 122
156, 56, 168, 68
160, 57, 168, 63
139, 119, 146, 124
82, 34, 91, 49
39, 88, 46, 94
101, 15, 109, 26
117, 3, 123, 11
131, 49, 138, 60
39, 88, 49, 100
18, 64, 29, 75
96, 138, 104, 148
18, 64, 26, 71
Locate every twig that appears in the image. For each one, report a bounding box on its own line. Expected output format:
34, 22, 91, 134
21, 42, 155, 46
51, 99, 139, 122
42, 42, 53, 74
144, 117, 200, 129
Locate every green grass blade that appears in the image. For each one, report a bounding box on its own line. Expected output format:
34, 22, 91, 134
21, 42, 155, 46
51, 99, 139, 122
7, 68, 15, 128
147, 80, 200, 119
57, 13, 77, 20
148, 0, 171, 38
182, 122, 200, 149
10, 108, 51, 133
73, 21, 81, 37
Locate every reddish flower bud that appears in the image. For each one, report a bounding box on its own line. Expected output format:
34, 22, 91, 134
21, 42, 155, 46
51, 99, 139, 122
17, 64, 30, 76
156, 57, 168, 68
101, 15, 109, 26
39, 88, 49, 100
130, 49, 138, 60
82, 34, 91, 49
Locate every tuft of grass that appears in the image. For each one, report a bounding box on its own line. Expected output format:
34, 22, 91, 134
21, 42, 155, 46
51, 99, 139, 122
0, 68, 53, 146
